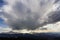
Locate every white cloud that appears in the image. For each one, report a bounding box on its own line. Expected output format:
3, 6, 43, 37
0, 26, 12, 33
40, 21, 60, 32
12, 21, 60, 33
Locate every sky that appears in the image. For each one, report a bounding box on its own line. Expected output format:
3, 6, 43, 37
0, 0, 60, 33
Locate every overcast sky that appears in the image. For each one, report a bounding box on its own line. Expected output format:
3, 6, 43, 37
0, 0, 60, 33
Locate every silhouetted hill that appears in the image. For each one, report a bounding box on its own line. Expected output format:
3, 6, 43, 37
0, 32, 60, 40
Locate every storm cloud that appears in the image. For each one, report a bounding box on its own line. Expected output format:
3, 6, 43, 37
1, 0, 60, 30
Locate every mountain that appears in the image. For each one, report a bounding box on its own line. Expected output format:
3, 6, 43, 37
0, 32, 60, 40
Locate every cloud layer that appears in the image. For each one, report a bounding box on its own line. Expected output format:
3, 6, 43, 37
0, 0, 60, 32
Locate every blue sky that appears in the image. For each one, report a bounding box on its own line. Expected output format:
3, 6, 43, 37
0, 0, 4, 7
0, 18, 7, 27
0, 0, 4, 24
0, 0, 7, 27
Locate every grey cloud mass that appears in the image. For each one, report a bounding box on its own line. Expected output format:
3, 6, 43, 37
1, 0, 60, 30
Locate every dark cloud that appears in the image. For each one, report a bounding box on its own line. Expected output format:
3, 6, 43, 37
8, 2, 41, 30
2, 0, 60, 30
48, 11, 60, 23
54, 0, 60, 3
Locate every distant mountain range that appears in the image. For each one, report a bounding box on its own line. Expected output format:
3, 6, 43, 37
0, 32, 60, 40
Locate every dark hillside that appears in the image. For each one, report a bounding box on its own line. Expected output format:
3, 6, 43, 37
0, 33, 60, 40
